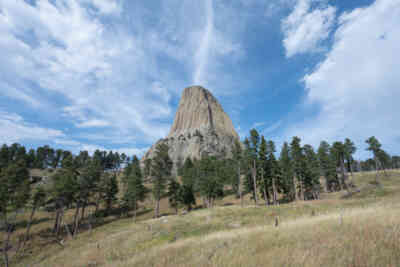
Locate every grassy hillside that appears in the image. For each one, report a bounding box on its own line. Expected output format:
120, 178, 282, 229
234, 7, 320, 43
12, 170, 400, 266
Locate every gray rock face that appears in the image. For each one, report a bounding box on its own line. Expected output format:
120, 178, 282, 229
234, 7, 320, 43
142, 86, 239, 167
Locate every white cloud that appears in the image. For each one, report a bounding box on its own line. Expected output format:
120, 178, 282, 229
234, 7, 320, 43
251, 122, 266, 129
82, 0, 121, 15
282, 0, 336, 57
283, 0, 400, 157
0, 111, 65, 144
76, 119, 110, 128
0, 0, 174, 144
0, 0, 250, 153
263, 120, 283, 135
193, 0, 243, 89
193, 0, 214, 85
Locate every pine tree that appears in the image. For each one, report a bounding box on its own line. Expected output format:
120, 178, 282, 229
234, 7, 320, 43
197, 156, 224, 208
100, 172, 119, 217
344, 138, 356, 177
232, 140, 243, 204
290, 136, 304, 200
331, 142, 348, 190
168, 178, 181, 214
70, 157, 102, 235
123, 156, 147, 220
51, 155, 78, 237
303, 145, 321, 199
258, 136, 269, 205
151, 143, 173, 218
366, 136, 388, 181
143, 158, 152, 181
24, 187, 46, 246
249, 129, 260, 205
0, 144, 10, 170
0, 160, 30, 267
180, 185, 196, 211
179, 158, 197, 211
267, 140, 280, 205
279, 142, 295, 201
317, 141, 340, 192
181, 158, 196, 188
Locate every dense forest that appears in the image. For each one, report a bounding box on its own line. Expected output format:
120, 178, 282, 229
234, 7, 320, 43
1, 129, 399, 266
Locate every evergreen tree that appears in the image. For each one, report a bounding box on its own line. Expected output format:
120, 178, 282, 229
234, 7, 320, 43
24, 187, 47, 246
290, 136, 304, 200
143, 158, 152, 181
248, 129, 260, 204
167, 178, 181, 214
0, 160, 30, 267
180, 184, 196, 211
123, 156, 147, 220
366, 136, 389, 179
179, 158, 197, 211
51, 155, 78, 236
331, 142, 348, 190
100, 173, 119, 216
151, 143, 173, 218
279, 142, 295, 201
258, 136, 269, 205
267, 140, 280, 205
303, 145, 321, 199
53, 149, 63, 169
197, 156, 224, 208
27, 149, 36, 168
76, 158, 102, 227
344, 138, 356, 175
317, 141, 340, 192
232, 140, 243, 204
0, 144, 9, 170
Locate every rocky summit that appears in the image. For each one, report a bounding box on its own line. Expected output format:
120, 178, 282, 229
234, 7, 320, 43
142, 85, 240, 167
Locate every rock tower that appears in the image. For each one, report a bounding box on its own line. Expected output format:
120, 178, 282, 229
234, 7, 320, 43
142, 86, 239, 167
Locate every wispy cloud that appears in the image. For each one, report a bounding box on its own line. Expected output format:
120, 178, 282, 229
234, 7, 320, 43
263, 120, 283, 135
194, 0, 214, 85
0, 111, 64, 144
282, 0, 336, 57
281, 0, 400, 157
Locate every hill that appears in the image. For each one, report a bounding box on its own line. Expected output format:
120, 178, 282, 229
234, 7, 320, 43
14, 170, 400, 267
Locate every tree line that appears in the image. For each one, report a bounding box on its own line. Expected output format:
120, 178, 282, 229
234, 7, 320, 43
0, 133, 398, 266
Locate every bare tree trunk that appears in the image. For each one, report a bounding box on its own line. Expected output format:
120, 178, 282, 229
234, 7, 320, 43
2, 217, 11, 267
134, 201, 137, 222
299, 178, 304, 200
23, 205, 37, 247
340, 158, 350, 192
238, 165, 243, 207
261, 169, 267, 206
95, 194, 101, 215
272, 177, 277, 205
53, 208, 61, 233
59, 208, 72, 239
349, 160, 354, 179
73, 203, 80, 237
262, 186, 268, 206
154, 199, 160, 218
252, 160, 258, 205
293, 176, 298, 201
81, 201, 86, 221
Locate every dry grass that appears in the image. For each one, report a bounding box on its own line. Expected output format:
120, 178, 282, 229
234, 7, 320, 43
8, 170, 400, 267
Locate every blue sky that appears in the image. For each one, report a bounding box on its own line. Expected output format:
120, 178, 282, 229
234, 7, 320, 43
1, 0, 399, 159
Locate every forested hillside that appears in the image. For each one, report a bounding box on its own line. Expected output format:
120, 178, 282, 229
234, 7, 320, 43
1, 132, 399, 266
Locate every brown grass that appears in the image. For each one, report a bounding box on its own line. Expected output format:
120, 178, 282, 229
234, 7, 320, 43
7, 170, 400, 267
